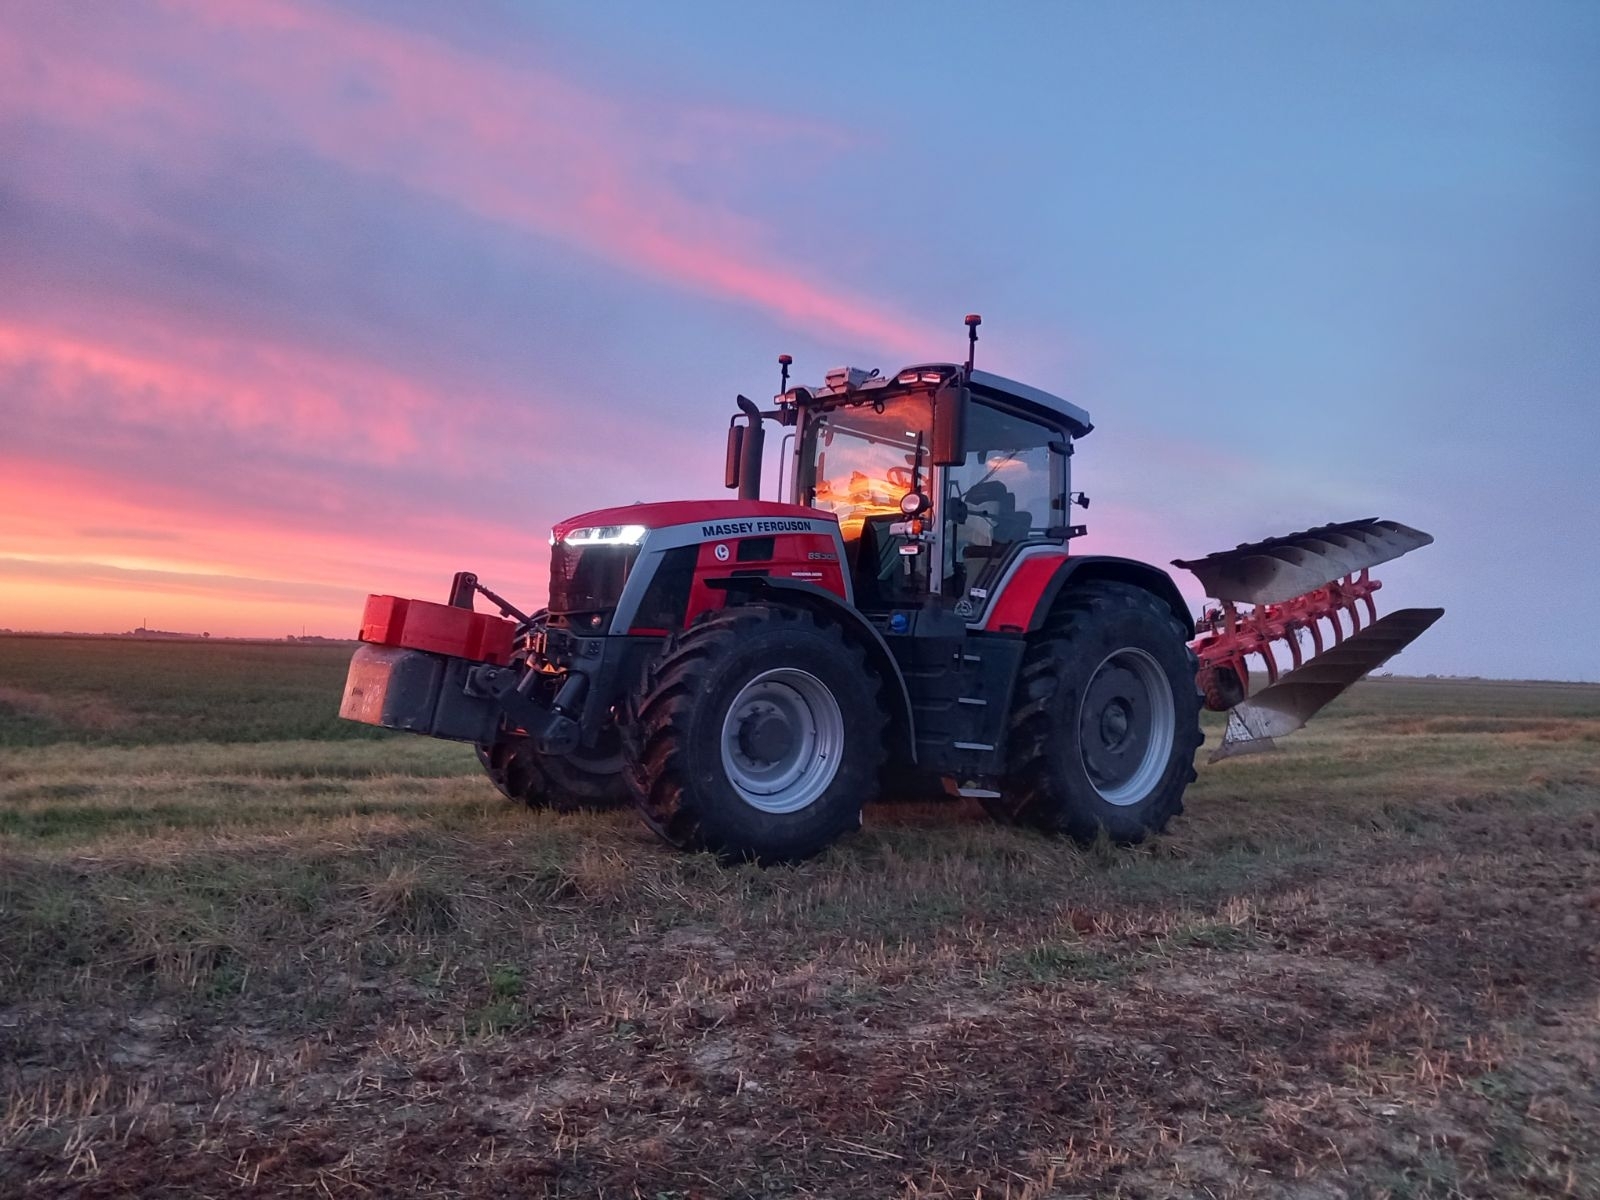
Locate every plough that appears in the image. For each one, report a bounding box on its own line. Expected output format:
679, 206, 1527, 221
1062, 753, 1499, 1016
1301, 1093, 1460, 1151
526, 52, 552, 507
1177, 518, 1444, 759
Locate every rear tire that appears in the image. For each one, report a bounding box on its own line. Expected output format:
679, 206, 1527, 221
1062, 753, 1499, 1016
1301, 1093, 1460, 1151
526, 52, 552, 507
986, 581, 1203, 843
623, 603, 886, 864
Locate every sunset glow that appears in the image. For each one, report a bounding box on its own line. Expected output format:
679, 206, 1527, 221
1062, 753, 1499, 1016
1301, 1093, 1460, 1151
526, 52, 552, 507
2, 1, 1595, 678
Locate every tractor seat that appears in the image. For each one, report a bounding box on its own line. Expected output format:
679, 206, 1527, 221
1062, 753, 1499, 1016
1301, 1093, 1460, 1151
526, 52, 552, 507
963, 480, 1033, 544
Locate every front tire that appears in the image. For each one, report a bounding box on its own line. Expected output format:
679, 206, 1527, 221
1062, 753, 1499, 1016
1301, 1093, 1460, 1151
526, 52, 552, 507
624, 603, 886, 864
987, 581, 1203, 843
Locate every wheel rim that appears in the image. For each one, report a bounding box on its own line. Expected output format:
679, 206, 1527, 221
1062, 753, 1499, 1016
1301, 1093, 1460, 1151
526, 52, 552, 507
1076, 647, 1175, 807
719, 668, 844, 814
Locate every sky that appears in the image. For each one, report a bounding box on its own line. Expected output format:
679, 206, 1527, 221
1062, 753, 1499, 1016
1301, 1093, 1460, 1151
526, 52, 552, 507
1, 0, 1596, 679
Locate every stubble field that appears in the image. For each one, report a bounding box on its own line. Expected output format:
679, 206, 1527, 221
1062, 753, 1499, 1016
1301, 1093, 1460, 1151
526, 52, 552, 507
2, 634, 1598, 1198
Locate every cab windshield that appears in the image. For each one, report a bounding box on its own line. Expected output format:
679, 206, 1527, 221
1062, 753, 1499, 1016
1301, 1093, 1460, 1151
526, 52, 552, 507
797, 392, 933, 608
797, 392, 932, 539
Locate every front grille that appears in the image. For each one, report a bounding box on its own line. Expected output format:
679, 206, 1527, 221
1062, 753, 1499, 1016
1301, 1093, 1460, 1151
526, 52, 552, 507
632, 544, 697, 630
548, 542, 639, 617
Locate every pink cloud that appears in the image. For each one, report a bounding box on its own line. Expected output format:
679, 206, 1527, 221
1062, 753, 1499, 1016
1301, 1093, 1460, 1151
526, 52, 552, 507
1, 0, 936, 354
0, 295, 718, 482
0, 317, 431, 464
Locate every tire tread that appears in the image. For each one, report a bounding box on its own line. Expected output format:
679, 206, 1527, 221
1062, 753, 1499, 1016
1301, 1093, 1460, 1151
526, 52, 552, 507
986, 580, 1204, 842
621, 602, 886, 862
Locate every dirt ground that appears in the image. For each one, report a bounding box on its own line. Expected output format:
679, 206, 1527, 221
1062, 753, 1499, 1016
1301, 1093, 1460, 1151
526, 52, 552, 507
2, 644, 1597, 1197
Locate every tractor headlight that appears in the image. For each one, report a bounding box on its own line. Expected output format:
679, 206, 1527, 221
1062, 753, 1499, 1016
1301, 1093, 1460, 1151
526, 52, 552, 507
562, 524, 648, 546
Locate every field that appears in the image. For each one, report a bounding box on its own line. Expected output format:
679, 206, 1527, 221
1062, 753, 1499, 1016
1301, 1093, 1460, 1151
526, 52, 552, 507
2, 635, 1598, 1198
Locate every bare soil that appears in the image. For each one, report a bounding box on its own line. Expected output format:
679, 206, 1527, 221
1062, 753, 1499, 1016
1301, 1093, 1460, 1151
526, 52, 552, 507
2, 650, 1597, 1198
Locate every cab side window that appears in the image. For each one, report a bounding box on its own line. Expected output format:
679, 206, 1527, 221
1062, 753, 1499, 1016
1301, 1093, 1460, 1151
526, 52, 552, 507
943, 402, 1060, 595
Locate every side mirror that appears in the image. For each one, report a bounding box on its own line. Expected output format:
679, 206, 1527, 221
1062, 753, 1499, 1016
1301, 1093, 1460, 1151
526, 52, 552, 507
724, 424, 745, 490
931, 381, 968, 467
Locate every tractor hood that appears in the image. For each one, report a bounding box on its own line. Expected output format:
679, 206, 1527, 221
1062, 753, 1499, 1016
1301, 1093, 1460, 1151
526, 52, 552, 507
552, 500, 836, 544
546, 499, 854, 636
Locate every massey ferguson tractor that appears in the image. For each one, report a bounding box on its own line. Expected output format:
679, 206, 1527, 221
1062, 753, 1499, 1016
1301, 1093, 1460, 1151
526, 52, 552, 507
340, 317, 1442, 863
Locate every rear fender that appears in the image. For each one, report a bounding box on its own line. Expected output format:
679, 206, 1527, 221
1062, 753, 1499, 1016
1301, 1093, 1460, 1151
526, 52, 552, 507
706, 576, 917, 765
985, 554, 1193, 636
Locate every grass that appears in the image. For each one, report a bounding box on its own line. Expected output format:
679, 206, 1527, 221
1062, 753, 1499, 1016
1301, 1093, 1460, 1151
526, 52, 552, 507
0, 634, 389, 746
2, 635, 1598, 1197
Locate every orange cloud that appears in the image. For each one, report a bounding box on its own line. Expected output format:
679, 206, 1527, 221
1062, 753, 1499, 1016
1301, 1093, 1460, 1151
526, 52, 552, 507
0, 455, 553, 637
0, 575, 356, 641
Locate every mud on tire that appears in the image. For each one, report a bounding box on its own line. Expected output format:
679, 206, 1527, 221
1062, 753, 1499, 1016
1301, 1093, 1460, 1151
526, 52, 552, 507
623, 602, 886, 864
987, 581, 1204, 844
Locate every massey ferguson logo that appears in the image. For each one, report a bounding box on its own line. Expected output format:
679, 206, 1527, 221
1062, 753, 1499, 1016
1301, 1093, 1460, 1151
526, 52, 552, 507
700, 518, 819, 538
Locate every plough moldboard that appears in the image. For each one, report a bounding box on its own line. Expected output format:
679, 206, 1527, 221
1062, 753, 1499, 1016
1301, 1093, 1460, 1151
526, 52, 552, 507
1174, 518, 1443, 761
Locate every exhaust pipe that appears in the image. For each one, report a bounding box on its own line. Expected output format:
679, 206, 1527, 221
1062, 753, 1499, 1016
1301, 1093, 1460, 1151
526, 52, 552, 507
736, 395, 764, 501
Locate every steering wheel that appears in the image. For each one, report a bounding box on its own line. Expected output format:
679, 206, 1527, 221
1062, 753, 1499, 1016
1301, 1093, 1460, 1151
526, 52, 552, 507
886, 466, 915, 491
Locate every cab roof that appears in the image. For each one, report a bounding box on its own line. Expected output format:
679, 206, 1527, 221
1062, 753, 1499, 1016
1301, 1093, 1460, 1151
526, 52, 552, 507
787, 363, 1093, 439
965, 367, 1093, 439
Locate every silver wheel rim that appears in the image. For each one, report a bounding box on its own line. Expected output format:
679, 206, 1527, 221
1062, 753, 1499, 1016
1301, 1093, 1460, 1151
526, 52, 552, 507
1076, 647, 1175, 807
719, 668, 844, 814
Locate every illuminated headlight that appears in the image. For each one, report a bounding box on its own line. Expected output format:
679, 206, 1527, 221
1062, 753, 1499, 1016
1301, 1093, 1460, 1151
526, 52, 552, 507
561, 524, 648, 546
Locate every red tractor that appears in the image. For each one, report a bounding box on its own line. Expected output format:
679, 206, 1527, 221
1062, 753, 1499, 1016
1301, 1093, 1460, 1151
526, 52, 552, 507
341, 317, 1441, 862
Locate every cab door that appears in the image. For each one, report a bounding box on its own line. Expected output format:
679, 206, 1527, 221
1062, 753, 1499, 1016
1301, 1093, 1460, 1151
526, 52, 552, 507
940, 399, 1070, 615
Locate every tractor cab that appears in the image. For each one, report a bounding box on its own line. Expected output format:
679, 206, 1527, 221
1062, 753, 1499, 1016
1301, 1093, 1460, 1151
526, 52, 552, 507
734, 348, 1094, 621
